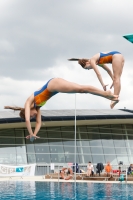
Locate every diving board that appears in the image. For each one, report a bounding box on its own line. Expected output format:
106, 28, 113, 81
123, 33, 133, 43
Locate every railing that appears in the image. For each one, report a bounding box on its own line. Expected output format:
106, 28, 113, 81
35, 163, 129, 182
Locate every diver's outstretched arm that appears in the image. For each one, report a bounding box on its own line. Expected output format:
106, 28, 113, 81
26, 109, 41, 140
90, 60, 107, 91
99, 64, 114, 81
34, 109, 41, 136
25, 95, 34, 137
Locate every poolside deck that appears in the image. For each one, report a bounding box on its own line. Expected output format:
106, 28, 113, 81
0, 176, 133, 184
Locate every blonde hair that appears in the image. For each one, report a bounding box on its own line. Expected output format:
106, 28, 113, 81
4, 106, 25, 119
68, 58, 89, 68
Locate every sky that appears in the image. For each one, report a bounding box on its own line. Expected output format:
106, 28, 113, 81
0, 0, 133, 111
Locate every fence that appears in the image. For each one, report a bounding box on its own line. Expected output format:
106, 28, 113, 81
35, 163, 128, 176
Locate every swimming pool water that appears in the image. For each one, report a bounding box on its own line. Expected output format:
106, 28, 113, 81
0, 181, 133, 200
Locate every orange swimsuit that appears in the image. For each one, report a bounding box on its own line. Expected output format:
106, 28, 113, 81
34, 79, 58, 108
98, 51, 121, 64
105, 165, 112, 173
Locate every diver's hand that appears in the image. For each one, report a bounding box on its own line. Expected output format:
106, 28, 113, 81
110, 82, 114, 89
103, 84, 108, 91
26, 134, 40, 140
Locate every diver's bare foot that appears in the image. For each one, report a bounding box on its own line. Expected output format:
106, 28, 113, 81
110, 100, 119, 109
106, 90, 118, 101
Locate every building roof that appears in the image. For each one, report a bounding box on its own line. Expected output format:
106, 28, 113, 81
0, 109, 133, 124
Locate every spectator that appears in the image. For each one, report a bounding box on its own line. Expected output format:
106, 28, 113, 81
60, 167, 73, 180
96, 162, 104, 176
87, 161, 94, 177
127, 164, 133, 175
72, 163, 79, 173
105, 161, 112, 176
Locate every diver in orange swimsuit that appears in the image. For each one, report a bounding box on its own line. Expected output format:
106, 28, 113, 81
4, 77, 117, 140
69, 51, 124, 109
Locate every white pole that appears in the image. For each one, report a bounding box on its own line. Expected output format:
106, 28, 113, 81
74, 94, 76, 182
74, 94, 77, 200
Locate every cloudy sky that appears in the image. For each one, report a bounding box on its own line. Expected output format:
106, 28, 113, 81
0, 0, 133, 111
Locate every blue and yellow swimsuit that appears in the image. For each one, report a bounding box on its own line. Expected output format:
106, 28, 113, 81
98, 51, 121, 64
34, 79, 58, 108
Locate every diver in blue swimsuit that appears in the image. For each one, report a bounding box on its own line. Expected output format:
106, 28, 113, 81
5, 78, 118, 140
69, 51, 125, 109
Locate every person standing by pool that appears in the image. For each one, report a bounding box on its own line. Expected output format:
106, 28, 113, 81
105, 161, 112, 177
69, 51, 124, 109
127, 164, 133, 175
4, 77, 117, 140
86, 161, 94, 177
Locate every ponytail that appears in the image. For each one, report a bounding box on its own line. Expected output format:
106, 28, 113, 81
68, 58, 89, 68
68, 58, 79, 61
4, 106, 25, 119
4, 106, 22, 111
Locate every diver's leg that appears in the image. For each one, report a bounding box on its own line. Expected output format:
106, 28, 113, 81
48, 78, 118, 101
111, 55, 124, 108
